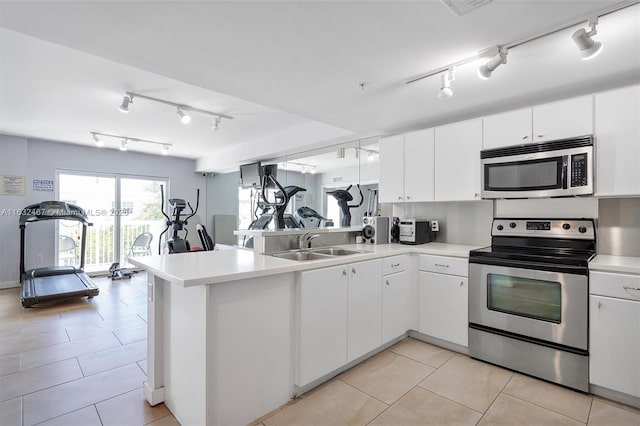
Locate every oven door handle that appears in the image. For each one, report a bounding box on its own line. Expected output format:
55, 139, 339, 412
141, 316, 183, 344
469, 256, 588, 276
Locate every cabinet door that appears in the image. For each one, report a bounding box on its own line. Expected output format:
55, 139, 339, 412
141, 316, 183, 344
379, 135, 405, 203
483, 108, 532, 150
419, 272, 468, 347
532, 95, 594, 142
595, 85, 640, 196
382, 271, 410, 343
404, 128, 435, 202
347, 259, 382, 362
299, 265, 347, 386
590, 295, 640, 398
434, 118, 482, 201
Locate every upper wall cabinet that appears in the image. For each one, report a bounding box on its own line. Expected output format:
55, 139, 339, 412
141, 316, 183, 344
482, 95, 594, 150
435, 118, 482, 201
483, 108, 532, 150
379, 129, 435, 203
532, 95, 594, 143
595, 85, 640, 197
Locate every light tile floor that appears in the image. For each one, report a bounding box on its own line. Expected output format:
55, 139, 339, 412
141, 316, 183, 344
2, 274, 640, 426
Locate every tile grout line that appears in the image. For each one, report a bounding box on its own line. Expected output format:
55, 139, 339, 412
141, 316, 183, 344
388, 348, 456, 370
501, 387, 593, 423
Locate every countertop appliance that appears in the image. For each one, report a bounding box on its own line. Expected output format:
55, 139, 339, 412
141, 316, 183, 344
481, 136, 593, 199
362, 216, 389, 244
468, 218, 596, 392
399, 219, 432, 245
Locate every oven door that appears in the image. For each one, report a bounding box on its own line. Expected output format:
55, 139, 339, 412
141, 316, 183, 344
469, 262, 588, 350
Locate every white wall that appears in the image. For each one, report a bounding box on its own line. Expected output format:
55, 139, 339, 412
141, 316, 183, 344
0, 135, 204, 287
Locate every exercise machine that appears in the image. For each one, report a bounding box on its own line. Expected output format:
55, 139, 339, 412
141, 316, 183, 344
109, 262, 137, 280
295, 206, 334, 228
196, 224, 215, 251
364, 188, 379, 217
327, 184, 364, 227
19, 201, 99, 307
158, 185, 200, 254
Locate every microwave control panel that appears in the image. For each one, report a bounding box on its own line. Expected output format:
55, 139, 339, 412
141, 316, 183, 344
570, 153, 588, 187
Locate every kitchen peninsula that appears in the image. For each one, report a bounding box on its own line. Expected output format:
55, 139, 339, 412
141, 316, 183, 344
129, 241, 479, 426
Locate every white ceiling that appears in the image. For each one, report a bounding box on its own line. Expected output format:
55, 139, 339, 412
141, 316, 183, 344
0, 1, 638, 171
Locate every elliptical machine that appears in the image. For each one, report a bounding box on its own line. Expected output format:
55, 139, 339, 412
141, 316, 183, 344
327, 184, 364, 227
158, 185, 200, 254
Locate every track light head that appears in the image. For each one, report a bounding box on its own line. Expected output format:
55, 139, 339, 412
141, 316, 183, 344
119, 95, 131, 113
212, 116, 221, 131
310, 166, 317, 174
161, 144, 170, 155
120, 139, 128, 151
478, 48, 508, 80
572, 18, 603, 60
92, 133, 104, 147
177, 107, 191, 124
438, 69, 455, 99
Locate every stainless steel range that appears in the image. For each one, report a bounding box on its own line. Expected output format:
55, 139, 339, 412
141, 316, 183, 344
468, 218, 596, 392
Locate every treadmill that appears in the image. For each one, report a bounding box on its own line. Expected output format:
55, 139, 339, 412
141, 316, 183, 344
20, 201, 99, 307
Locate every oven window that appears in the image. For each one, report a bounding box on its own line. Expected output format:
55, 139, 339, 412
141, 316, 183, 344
484, 157, 563, 191
487, 274, 561, 323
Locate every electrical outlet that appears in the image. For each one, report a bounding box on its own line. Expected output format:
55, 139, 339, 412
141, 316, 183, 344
431, 220, 439, 232
36, 254, 43, 262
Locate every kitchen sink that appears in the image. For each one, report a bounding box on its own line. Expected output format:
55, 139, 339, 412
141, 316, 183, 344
269, 246, 367, 261
308, 247, 366, 256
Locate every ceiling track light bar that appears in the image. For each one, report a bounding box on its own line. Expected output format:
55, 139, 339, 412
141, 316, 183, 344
91, 131, 173, 154
124, 91, 234, 120
405, 0, 638, 85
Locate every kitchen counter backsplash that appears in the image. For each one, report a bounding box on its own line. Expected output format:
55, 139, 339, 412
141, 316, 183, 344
598, 198, 640, 257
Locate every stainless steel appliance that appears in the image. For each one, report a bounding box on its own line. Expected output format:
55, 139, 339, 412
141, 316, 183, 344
362, 216, 389, 244
399, 219, 432, 245
481, 136, 593, 199
469, 218, 596, 392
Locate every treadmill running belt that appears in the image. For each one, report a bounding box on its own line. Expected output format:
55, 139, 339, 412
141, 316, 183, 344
33, 273, 91, 297
21, 271, 99, 307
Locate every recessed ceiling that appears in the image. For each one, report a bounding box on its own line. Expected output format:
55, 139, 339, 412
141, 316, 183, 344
0, 1, 638, 171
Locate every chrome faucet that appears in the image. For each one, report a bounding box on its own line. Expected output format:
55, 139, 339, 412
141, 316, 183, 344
298, 232, 320, 250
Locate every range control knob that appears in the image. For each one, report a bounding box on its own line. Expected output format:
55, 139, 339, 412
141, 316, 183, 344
579, 226, 587, 234
496, 225, 504, 231
509, 222, 517, 229
562, 223, 571, 230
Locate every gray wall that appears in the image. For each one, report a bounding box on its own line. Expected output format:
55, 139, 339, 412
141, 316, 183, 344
0, 134, 204, 287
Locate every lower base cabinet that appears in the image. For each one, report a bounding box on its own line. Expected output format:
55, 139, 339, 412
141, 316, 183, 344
590, 294, 640, 398
382, 270, 410, 343
418, 256, 469, 347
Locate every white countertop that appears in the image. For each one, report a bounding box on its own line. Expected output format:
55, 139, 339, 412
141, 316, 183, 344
589, 255, 640, 275
129, 242, 482, 287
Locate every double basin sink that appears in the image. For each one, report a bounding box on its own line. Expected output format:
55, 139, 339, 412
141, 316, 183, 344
270, 247, 366, 261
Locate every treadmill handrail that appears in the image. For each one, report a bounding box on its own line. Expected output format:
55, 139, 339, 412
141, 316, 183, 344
19, 201, 91, 225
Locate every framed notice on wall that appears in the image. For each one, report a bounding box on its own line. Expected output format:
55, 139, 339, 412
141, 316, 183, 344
33, 179, 54, 192
0, 175, 26, 195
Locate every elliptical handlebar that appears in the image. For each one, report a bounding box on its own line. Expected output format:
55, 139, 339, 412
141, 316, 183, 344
261, 175, 287, 207
348, 184, 364, 208
184, 189, 200, 223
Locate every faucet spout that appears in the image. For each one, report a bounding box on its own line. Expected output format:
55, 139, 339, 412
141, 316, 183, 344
298, 232, 320, 250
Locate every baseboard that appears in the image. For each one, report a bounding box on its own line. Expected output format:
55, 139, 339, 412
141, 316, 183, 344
0, 281, 20, 290
590, 384, 640, 409
409, 330, 470, 355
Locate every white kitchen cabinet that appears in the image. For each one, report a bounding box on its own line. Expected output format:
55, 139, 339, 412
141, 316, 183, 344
379, 129, 435, 203
379, 135, 405, 203
532, 95, 594, 142
298, 265, 348, 386
347, 259, 383, 362
595, 85, 640, 196
589, 271, 640, 399
434, 118, 482, 201
404, 128, 435, 202
382, 270, 410, 343
419, 254, 469, 347
483, 108, 533, 150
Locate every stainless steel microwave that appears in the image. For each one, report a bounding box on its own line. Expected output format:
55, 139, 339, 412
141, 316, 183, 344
481, 136, 593, 199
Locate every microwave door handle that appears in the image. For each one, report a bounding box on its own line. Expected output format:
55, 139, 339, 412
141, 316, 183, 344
562, 156, 568, 189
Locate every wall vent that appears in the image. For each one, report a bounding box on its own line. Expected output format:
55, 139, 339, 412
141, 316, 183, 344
441, 0, 493, 17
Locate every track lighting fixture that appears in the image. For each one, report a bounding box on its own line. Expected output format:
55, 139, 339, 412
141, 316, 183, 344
92, 133, 104, 147
310, 166, 317, 174
212, 116, 221, 131
118, 95, 131, 113
118, 92, 233, 128
90, 132, 173, 155
438, 69, 455, 99
301, 166, 307, 174
177, 107, 191, 124
478, 48, 508, 80
572, 17, 603, 60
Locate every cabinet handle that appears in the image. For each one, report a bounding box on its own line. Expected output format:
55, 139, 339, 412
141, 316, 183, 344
522, 135, 529, 140
391, 263, 400, 267
386, 280, 390, 286
342, 270, 347, 276
398, 196, 403, 200
623, 286, 640, 291
406, 195, 412, 200
474, 193, 479, 199
597, 301, 602, 309
460, 281, 464, 287
435, 263, 449, 268
352, 267, 356, 275
537, 134, 544, 138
